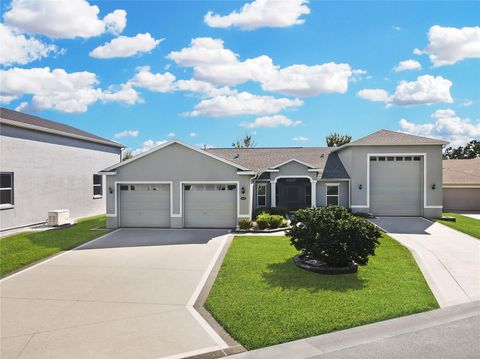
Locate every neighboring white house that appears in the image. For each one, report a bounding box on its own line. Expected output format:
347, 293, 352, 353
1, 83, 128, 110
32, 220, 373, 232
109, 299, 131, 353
0, 107, 123, 231
101, 130, 447, 229
443, 158, 480, 211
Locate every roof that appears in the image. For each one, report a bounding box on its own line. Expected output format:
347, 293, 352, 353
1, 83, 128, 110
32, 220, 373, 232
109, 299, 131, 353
101, 140, 250, 172
334, 129, 448, 151
443, 158, 480, 185
207, 147, 350, 179
0, 107, 123, 148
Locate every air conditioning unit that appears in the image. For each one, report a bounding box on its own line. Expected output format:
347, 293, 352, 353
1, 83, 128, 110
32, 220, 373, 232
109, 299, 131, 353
48, 210, 71, 226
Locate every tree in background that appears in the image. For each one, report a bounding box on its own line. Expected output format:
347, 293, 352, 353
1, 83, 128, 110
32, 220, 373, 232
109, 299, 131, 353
325, 133, 352, 147
122, 150, 134, 161
232, 134, 257, 148
443, 140, 479, 159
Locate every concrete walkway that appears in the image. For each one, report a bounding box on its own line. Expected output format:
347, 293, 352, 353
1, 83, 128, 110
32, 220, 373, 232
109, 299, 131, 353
0, 229, 232, 359
229, 301, 480, 359
370, 217, 480, 307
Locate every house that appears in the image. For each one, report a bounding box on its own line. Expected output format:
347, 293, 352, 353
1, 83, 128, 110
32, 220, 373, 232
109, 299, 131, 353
0, 107, 123, 231
101, 130, 447, 229
443, 158, 480, 211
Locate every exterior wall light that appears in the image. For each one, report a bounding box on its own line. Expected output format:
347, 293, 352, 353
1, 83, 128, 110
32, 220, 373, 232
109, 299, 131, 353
241, 186, 246, 194
358, 184, 363, 190
431, 184, 436, 190
109, 187, 113, 194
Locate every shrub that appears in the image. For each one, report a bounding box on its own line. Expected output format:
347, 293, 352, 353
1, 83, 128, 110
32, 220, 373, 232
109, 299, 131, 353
268, 215, 283, 229
286, 206, 381, 267
238, 219, 252, 230
256, 213, 270, 230
254, 207, 288, 219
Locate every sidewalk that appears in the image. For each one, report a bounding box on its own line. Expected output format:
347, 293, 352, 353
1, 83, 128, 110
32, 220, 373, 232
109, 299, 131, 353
228, 301, 479, 359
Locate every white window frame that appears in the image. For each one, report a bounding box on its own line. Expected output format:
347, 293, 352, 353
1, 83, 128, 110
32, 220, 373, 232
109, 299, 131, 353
93, 174, 103, 199
0, 172, 14, 208
257, 183, 267, 207
326, 183, 340, 206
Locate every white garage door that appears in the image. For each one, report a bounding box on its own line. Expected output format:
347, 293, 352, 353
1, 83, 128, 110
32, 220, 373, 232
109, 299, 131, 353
184, 184, 237, 228
370, 156, 422, 216
119, 184, 170, 227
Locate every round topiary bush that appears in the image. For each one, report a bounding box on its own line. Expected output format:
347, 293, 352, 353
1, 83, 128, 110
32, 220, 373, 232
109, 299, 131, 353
286, 206, 381, 269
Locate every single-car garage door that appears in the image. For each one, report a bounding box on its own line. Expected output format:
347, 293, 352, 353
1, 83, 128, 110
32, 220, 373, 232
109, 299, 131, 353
184, 184, 237, 228
370, 156, 422, 216
443, 188, 480, 211
119, 184, 170, 227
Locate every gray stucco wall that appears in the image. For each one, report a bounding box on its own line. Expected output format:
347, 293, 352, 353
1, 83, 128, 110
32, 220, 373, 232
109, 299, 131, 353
316, 181, 349, 207
0, 124, 121, 230
337, 145, 443, 218
105, 143, 253, 229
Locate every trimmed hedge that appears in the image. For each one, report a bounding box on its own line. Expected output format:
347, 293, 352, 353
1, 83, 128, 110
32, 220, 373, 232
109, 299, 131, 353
254, 207, 288, 219
238, 219, 252, 230
256, 213, 284, 229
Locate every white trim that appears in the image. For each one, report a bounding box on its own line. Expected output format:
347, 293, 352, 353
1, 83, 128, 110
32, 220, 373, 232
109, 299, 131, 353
269, 158, 316, 169
113, 182, 174, 223
237, 171, 256, 175
106, 214, 116, 217
265, 169, 280, 173
326, 183, 340, 206
100, 171, 117, 175
272, 175, 317, 184
0, 118, 124, 149
333, 140, 448, 152
352, 153, 441, 211
443, 184, 480, 189
102, 140, 250, 172
271, 176, 317, 208
307, 168, 321, 172
311, 180, 317, 207
270, 181, 276, 207
256, 183, 267, 208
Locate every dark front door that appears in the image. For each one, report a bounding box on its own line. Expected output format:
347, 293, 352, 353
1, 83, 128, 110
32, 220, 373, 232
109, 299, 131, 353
287, 186, 301, 210
276, 178, 311, 211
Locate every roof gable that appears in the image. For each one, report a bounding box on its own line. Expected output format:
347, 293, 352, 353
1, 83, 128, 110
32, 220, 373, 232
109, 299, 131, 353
101, 140, 251, 172
269, 158, 317, 169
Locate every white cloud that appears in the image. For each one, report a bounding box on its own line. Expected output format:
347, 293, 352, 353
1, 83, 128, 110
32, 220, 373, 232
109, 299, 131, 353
190, 132, 197, 137
357, 89, 390, 102
393, 59, 421, 72
3, 0, 126, 39
463, 99, 473, 107
167, 132, 175, 137
357, 75, 453, 107
350, 69, 371, 83
0, 67, 140, 113
204, 0, 310, 30
128, 66, 176, 93
99, 84, 141, 105
0, 23, 58, 66
293, 136, 308, 141
415, 25, 480, 66
114, 130, 139, 138
175, 79, 236, 97
188, 91, 303, 117
399, 109, 480, 147
261, 63, 352, 96
90, 33, 162, 59
240, 115, 301, 128
392, 25, 402, 31
132, 139, 168, 155
167, 37, 353, 95
103, 9, 127, 35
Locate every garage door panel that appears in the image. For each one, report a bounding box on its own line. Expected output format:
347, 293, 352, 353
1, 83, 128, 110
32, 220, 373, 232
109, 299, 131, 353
184, 186, 237, 228
370, 159, 422, 216
444, 188, 480, 211
120, 184, 170, 227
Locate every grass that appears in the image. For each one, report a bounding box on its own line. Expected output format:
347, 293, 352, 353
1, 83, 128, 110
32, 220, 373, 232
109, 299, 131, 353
436, 213, 480, 239
205, 234, 438, 350
0, 215, 109, 276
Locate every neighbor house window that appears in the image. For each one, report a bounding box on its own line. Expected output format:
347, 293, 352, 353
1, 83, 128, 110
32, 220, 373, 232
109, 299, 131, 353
326, 184, 339, 206
257, 183, 267, 207
0, 172, 14, 206
93, 174, 103, 197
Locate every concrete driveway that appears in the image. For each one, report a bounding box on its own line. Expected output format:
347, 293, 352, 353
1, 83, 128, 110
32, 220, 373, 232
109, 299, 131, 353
370, 217, 480, 307
0, 229, 231, 359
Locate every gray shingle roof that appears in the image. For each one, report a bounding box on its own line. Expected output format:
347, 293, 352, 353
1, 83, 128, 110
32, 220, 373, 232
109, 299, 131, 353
443, 158, 480, 185
0, 107, 123, 148
337, 129, 448, 149
207, 147, 350, 179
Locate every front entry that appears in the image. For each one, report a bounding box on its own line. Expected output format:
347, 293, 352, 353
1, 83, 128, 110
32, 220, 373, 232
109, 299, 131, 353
276, 178, 311, 211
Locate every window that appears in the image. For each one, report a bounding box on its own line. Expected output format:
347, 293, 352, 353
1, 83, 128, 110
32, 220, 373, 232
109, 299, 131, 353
93, 175, 103, 197
120, 185, 128, 191
370, 157, 377, 161
227, 184, 236, 191
413, 156, 421, 161
395, 157, 403, 161
0, 172, 14, 206
257, 183, 267, 207
326, 184, 339, 206
387, 156, 394, 161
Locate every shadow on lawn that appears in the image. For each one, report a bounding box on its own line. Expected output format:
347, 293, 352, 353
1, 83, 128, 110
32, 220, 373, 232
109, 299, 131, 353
262, 257, 366, 292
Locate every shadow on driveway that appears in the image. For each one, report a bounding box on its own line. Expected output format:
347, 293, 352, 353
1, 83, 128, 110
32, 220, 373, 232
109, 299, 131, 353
370, 217, 434, 234
78, 228, 230, 250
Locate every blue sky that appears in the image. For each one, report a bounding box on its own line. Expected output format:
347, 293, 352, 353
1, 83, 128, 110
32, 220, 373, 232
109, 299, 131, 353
1, 0, 479, 153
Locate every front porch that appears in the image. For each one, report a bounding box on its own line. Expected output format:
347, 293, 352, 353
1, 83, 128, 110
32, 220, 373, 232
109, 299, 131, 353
271, 177, 316, 211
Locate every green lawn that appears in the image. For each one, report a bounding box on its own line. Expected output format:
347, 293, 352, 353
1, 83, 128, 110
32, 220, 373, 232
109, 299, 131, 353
436, 213, 480, 239
0, 215, 109, 276
205, 234, 438, 350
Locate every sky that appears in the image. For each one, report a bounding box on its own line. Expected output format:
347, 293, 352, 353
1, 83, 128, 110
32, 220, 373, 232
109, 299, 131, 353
1, 0, 479, 154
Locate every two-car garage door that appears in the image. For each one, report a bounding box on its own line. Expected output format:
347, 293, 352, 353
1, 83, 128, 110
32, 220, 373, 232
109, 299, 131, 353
370, 156, 422, 216
118, 183, 237, 228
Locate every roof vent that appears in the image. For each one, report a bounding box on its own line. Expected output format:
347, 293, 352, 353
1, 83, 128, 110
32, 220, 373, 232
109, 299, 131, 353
320, 154, 324, 158
234, 154, 240, 159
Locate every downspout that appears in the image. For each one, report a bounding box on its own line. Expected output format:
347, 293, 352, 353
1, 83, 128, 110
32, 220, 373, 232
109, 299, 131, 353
249, 173, 258, 220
